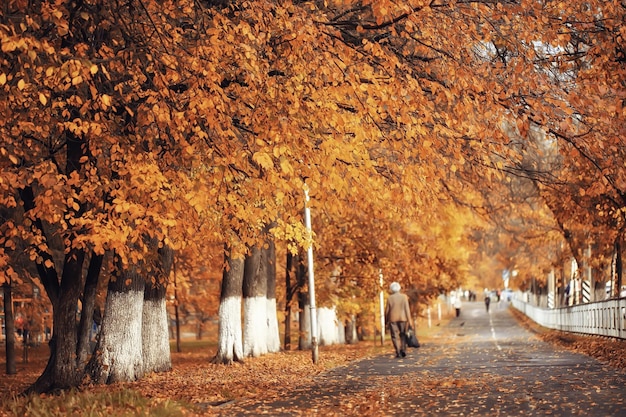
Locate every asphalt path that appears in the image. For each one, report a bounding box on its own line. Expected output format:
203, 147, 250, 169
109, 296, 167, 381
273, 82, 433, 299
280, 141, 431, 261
217, 301, 626, 416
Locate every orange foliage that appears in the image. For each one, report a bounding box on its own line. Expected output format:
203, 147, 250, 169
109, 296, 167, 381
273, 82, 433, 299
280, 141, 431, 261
0, 0, 624, 331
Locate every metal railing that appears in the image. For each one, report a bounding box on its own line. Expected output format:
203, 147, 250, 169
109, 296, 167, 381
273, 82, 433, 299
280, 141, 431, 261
512, 296, 626, 340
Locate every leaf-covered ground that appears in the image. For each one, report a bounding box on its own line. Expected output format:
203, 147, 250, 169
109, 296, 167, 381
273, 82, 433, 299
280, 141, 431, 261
123, 343, 387, 412
1, 308, 625, 416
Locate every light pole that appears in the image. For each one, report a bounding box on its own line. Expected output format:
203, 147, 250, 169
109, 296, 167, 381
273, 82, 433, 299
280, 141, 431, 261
303, 184, 319, 364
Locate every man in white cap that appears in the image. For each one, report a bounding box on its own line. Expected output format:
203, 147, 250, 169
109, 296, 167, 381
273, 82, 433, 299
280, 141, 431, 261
385, 282, 414, 358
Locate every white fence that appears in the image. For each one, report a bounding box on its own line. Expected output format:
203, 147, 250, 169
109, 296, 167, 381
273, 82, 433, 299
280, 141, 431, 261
512, 297, 626, 340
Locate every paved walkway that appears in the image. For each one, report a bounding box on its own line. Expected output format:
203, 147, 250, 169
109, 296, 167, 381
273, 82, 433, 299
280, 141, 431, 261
217, 301, 626, 416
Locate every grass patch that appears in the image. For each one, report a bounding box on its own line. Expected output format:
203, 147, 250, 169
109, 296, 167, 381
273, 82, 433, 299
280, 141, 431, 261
169, 338, 216, 352
1, 388, 193, 417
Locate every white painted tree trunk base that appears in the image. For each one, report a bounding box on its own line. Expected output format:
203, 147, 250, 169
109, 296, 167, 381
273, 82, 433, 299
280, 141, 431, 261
96, 290, 144, 384
243, 296, 268, 357
301, 306, 345, 348
214, 296, 244, 364
266, 298, 281, 353
318, 307, 344, 346
142, 297, 171, 373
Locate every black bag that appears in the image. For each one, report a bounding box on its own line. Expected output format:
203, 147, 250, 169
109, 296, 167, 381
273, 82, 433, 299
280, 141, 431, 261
406, 328, 420, 348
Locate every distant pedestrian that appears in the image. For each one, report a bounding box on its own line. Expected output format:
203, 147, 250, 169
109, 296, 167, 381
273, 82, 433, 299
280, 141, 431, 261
385, 282, 414, 358
485, 295, 491, 312
454, 296, 462, 317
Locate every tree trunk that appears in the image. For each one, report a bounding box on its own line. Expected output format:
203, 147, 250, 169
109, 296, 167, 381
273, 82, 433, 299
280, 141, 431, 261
196, 321, 203, 340
90, 266, 145, 384
174, 299, 181, 352
3, 283, 16, 375
142, 245, 173, 374
142, 285, 171, 373
298, 298, 311, 350
22, 131, 93, 393
297, 256, 309, 350
356, 313, 365, 341
173, 257, 181, 353
265, 236, 280, 353
318, 307, 342, 346
243, 244, 268, 357
612, 237, 622, 297
212, 250, 244, 364
28, 248, 87, 393
77, 253, 104, 369
345, 316, 356, 345
284, 252, 294, 351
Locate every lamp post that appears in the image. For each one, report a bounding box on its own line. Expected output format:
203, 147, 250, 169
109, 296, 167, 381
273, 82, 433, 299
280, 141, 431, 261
303, 184, 319, 364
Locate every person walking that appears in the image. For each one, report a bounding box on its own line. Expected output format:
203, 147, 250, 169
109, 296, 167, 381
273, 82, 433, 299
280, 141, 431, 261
484, 294, 491, 312
454, 296, 462, 317
385, 282, 414, 358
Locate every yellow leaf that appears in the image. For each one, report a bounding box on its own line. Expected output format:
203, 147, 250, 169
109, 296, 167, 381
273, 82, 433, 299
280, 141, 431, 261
280, 157, 293, 174
0, 73, 5, 86
17, 79, 25, 90
252, 152, 274, 170
102, 94, 111, 107
39, 93, 47, 106
90, 64, 98, 75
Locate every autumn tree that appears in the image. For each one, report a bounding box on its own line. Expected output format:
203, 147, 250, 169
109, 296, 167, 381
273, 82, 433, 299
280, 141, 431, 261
469, 1, 626, 293
0, 0, 217, 391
